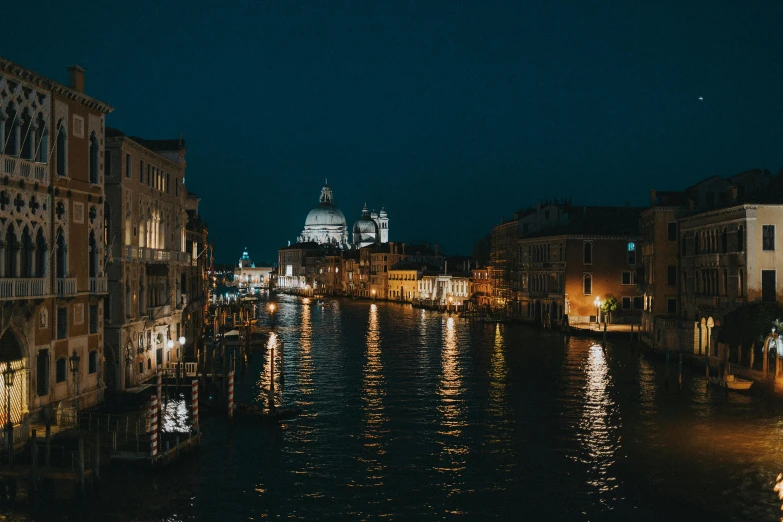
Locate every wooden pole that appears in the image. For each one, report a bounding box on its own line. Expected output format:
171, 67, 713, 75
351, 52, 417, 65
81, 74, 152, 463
279, 339, 285, 385
29, 429, 37, 499
45, 423, 51, 468
93, 433, 100, 483
78, 437, 85, 494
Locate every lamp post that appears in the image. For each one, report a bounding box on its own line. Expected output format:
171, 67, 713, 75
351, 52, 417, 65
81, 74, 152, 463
371, 289, 376, 302
594, 297, 601, 331
2, 363, 14, 465
268, 302, 276, 328
69, 350, 81, 421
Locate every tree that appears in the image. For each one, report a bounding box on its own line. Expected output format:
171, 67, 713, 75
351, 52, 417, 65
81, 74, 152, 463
600, 297, 618, 325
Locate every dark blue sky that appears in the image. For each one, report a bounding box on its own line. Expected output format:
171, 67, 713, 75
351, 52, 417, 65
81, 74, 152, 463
5, 1, 783, 263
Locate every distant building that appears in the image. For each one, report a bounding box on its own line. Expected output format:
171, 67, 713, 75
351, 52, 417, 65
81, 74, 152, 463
104, 128, 191, 390
233, 248, 273, 294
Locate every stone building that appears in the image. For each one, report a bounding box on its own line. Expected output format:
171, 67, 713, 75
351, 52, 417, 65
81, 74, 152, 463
639, 169, 773, 353
388, 265, 421, 302
233, 248, 273, 294
0, 58, 112, 432
103, 129, 190, 389
471, 267, 492, 307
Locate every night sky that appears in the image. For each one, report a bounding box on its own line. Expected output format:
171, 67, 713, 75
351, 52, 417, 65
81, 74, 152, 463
5, 1, 783, 263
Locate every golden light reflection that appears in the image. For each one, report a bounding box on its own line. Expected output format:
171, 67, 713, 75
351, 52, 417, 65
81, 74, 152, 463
580, 343, 620, 499
487, 324, 507, 418
361, 301, 387, 480
160, 394, 192, 433
774, 473, 783, 520
298, 303, 314, 402
436, 315, 467, 490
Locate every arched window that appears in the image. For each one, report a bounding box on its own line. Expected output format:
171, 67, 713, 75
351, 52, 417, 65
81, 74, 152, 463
35, 112, 47, 163
5, 103, 18, 157
20, 226, 32, 278
35, 228, 46, 277
583, 273, 592, 295
55, 357, 67, 383
138, 361, 144, 375
5, 225, 17, 278
89, 132, 99, 184
20, 109, 32, 160
147, 358, 151, 370
56, 119, 67, 177
55, 227, 66, 278
88, 230, 97, 278
88, 350, 98, 374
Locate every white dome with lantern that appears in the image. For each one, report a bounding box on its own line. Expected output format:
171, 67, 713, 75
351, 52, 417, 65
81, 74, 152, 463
298, 181, 349, 248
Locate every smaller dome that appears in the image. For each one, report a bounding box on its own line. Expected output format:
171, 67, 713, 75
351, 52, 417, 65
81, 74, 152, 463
379, 207, 387, 217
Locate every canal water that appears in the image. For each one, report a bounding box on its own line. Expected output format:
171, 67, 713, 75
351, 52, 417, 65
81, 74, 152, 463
28, 296, 783, 520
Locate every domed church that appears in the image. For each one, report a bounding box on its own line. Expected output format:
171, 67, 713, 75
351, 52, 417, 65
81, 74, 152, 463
297, 181, 389, 250
298, 181, 349, 247
352, 205, 389, 248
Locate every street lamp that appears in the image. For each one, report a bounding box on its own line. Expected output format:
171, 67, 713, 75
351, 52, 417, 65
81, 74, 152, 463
268, 302, 276, 327
69, 350, 81, 420
594, 297, 601, 330
2, 362, 14, 464
371, 289, 376, 302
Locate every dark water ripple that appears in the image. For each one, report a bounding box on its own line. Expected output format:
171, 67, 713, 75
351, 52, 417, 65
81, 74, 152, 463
22, 295, 783, 521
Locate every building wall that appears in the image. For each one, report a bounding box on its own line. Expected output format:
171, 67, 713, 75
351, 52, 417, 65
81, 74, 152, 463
564, 236, 642, 323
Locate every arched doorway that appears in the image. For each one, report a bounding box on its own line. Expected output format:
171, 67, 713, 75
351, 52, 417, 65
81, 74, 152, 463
0, 329, 27, 428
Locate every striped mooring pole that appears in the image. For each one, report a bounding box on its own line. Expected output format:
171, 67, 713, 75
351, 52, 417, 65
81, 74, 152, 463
191, 380, 199, 428
228, 370, 235, 418
156, 370, 163, 406
149, 395, 159, 457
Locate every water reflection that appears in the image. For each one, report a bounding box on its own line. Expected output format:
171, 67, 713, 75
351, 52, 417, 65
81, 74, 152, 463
436, 316, 467, 496
160, 393, 191, 433
360, 303, 388, 482
487, 324, 507, 418
580, 344, 620, 503
298, 302, 314, 404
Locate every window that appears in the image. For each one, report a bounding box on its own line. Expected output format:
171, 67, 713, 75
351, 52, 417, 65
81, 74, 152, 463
621, 271, 632, 285
89, 132, 99, 184
55, 357, 67, 383
583, 242, 592, 264
166, 173, 170, 194
583, 273, 592, 295
633, 296, 643, 310
90, 304, 99, 334
36, 350, 49, 397
125, 153, 131, 178
139, 159, 144, 182
667, 298, 677, 314
762, 270, 776, 302
763, 225, 775, 251
104, 150, 112, 178
667, 222, 677, 242
88, 351, 97, 374
622, 297, 632, 310
627, 242, 636, 265
667, 265, 676, 286
57, 307, 68, 339
56, 120, 67, 177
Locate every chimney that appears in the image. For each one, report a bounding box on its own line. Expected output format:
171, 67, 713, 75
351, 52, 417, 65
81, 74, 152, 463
68, 65, 85, 93
444, 260, 448, 275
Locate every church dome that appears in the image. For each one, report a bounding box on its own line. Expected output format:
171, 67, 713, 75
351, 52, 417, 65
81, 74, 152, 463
304, 182, 347, 227
305, 203, 346, 227
352, 204, 379, 248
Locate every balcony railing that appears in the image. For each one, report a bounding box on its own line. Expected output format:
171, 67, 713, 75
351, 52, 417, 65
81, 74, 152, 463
1, 155, 49, 185
123, 246, 191, 264
56, 278, 77, 296
147, 304, 172, 320
0, 278, 49, 299
89, 277, 108, 294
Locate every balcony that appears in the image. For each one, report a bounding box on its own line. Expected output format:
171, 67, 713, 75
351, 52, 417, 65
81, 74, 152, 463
56, 278, 77, 297
1, 155, 49, 185
89, 277, 108, 294
123, 246, 191, 264
0, 278, 49, 299
147, 305, 172, 320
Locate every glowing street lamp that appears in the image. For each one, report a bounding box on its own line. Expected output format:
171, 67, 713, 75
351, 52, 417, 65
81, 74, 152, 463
594, 297, 601, 330
268, 302, 276, 327
371, 289, 376, 301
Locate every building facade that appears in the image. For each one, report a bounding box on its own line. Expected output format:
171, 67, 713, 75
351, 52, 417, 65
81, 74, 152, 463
103, 129, 190, 390
0, 59, 112, 433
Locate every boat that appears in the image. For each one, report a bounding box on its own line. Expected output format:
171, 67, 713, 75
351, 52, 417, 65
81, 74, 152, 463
710, 374, 754, 392
235, 403, 302, 420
